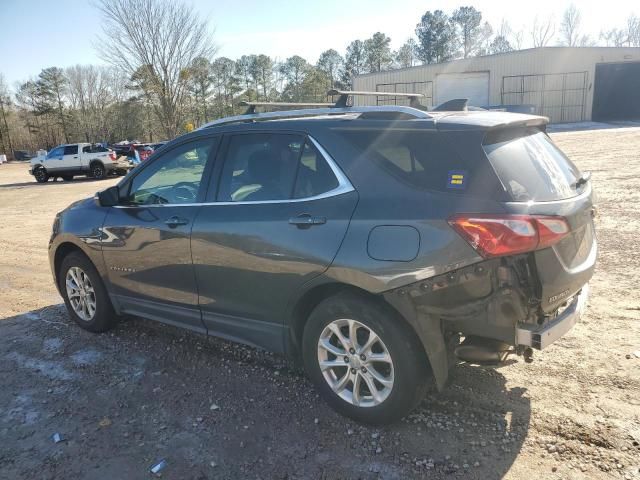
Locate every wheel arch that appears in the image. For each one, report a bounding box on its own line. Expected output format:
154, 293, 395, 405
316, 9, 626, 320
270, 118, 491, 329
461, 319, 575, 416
53, 242, 93, 288
89, 159, 105, 169
287, 282, 431, 374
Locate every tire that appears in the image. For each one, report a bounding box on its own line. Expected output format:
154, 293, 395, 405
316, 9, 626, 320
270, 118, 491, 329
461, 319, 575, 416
90, 162, 106, 180
302, 293, 430, 425
59, 251, 118, 333
33, 167, 49, 183
62, 175, 74, 181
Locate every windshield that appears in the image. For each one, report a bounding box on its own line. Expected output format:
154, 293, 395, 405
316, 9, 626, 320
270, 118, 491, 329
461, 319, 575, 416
483, 129, 582, 202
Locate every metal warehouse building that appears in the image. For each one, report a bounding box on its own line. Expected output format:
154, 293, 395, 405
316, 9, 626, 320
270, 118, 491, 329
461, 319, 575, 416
352, 47, 640, 123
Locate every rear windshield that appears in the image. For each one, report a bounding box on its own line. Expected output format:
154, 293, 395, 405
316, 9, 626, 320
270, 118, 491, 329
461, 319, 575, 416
483, 128, 582, 202
334, 129, 504, 198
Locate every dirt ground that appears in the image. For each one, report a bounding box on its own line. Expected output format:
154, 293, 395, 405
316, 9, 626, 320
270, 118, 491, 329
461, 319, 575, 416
0, 127, 639, 480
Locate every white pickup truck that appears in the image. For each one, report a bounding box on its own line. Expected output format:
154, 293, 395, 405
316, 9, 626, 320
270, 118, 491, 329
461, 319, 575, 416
29, 143, 133, 183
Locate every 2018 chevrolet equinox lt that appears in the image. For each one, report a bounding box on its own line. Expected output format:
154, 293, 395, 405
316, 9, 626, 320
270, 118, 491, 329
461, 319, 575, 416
49, 94, 596, 424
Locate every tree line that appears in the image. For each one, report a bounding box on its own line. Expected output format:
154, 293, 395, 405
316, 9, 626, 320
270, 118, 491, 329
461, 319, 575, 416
1, 0, 639, 157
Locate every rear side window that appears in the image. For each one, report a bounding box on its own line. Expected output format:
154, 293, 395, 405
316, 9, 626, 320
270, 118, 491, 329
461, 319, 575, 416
218, 133, 339, 202
334, 130, 502, 197
483, 129, 581, 201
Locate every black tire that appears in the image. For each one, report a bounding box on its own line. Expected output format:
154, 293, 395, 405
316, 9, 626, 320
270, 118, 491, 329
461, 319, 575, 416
62, 175, 74, 181
34, 167, 49, 183
302, 292, 431, 425
59, 251, 118, 333
90, 162, 106, 180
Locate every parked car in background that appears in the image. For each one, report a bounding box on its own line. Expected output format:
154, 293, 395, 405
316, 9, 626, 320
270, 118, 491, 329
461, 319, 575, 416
49, 95, 596, 424
13, 150, 34, 161
110, 143, 155, 165
29, 143, 133, 182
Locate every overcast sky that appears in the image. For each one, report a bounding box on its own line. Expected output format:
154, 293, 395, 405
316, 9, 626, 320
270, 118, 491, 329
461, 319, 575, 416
0, 0, 637, 87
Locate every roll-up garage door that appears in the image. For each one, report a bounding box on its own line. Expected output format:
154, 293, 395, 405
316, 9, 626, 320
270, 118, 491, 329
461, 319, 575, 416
436, 72, 489, 107
592, 62, 640, 121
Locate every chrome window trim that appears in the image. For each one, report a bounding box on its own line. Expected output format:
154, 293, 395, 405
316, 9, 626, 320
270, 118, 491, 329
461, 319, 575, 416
113, 135, 354, 208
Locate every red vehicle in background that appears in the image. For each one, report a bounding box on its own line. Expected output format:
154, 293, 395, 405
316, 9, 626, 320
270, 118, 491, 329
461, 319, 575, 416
110, 143, 155, 165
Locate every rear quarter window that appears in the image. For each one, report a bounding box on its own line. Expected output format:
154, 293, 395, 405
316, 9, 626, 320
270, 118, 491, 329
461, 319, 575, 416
334, 129, 503, 198
483, 128, 582, 202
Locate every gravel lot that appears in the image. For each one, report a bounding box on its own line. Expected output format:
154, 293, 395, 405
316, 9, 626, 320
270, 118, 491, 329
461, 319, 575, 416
1, 127, 639, 480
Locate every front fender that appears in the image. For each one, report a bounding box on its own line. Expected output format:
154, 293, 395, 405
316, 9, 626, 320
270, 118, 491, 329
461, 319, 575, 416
49, 198, 110, 291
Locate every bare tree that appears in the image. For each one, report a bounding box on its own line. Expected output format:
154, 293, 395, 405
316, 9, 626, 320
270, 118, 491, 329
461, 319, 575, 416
0, 74, 13, 156
95, 0, 217, 138
560, 4, 582, 46
628, 14, 640, 46
599, 28, 627, 46
531, 15, 556, 47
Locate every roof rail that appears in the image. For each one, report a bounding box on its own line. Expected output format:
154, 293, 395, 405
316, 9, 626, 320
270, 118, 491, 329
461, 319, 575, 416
197, 105, 432, 130
239, 101, 333, 114
327, 89, 425, 108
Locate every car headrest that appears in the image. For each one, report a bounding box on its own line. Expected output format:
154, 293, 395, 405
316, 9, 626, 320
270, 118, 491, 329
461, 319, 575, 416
247, 149, 278, 184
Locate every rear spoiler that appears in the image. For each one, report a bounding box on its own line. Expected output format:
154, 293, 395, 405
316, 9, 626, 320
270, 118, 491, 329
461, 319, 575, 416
434, 111, 549, 131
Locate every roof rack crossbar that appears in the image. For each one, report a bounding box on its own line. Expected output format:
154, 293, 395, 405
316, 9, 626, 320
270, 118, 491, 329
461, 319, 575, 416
197, 105, 432, 130
327, 89, 425, 108
239, 101, 333, 114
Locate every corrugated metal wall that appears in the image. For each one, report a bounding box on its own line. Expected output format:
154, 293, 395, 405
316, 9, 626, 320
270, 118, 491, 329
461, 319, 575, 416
352, 47, 640, 122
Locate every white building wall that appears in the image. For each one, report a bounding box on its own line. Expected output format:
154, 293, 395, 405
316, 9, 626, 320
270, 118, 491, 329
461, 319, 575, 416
352, 47, 640, 122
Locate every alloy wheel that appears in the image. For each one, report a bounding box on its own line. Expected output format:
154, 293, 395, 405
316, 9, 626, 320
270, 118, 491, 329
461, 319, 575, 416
317, 319, 394, 407
65, 266, 97, 321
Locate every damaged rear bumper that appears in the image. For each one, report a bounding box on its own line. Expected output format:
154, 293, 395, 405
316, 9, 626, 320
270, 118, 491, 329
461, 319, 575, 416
516, 284, 589, 350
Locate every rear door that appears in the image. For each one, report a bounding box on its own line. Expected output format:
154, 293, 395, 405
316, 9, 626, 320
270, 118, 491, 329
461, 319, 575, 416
191, 132, 358, 351
61, 144, 80, 170
483, 128, 597, 313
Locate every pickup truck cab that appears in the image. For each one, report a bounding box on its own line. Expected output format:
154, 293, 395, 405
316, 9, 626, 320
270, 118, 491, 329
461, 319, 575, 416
29, 143, 133, 183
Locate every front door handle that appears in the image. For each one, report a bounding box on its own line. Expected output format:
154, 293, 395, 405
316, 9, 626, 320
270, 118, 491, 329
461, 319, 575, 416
165, 216, 189, 228
289, 214, 326, 228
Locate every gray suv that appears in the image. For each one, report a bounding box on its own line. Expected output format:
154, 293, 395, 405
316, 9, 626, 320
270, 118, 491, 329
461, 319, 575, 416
49, 93, 596, 424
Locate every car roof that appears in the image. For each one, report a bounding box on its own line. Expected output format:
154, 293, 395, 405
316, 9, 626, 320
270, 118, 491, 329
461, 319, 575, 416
171, 109, 547, 146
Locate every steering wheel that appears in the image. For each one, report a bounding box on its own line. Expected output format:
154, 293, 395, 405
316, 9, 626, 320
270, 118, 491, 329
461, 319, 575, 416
172, 182, 198, 203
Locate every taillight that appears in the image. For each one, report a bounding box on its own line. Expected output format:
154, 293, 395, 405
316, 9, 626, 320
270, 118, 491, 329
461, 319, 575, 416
448, 214, 570, 258
109, 152, 116, 160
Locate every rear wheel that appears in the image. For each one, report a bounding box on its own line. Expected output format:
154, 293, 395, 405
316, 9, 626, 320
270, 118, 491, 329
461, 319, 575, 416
302, 293, 430, 424
90, 163, 106, 180
59, 252, 118, 333
34, 167, 49, 183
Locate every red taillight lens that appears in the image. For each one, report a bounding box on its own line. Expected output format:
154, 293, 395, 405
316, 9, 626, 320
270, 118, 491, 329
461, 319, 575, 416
448, 214, 570, 258
109, 152, 116, 160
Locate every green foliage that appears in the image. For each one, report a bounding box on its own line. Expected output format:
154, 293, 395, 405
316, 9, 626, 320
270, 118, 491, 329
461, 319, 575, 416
364, 32, 393, 73
415, 10, 457, 64
452, 6, 482, 58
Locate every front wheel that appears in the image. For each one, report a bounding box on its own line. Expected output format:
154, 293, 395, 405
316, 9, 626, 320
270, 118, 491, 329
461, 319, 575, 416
33, 167, 49, 183
59, 252, 118, 333
302, 293, 431, 424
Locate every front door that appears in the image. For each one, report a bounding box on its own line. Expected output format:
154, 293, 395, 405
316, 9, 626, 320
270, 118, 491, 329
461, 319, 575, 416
101, 136, 219, 332
41, 145, 65, 173
191, 132, 358, 351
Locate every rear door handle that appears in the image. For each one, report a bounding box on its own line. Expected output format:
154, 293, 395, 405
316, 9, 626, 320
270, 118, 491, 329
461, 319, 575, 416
165, 216, 189, 228
289, 214, 326, 228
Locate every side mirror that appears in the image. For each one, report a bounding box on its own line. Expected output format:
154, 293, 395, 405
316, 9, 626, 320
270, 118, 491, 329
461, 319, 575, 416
96, 186, 120, 207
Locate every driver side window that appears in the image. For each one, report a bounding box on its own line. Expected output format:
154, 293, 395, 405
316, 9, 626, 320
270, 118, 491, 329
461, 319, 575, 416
47, 146, 64, 159
125, 138, 216, 205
